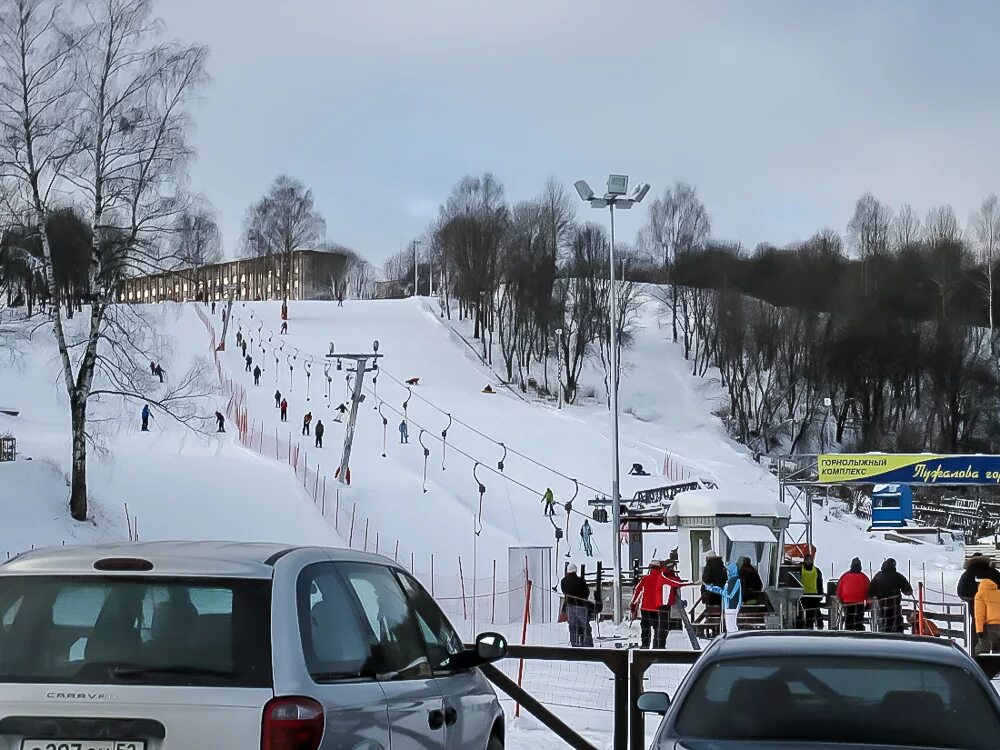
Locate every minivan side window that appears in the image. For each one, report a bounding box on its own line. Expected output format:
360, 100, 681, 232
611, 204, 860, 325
297, 564, 373, 681
337, 563, 432, 681
395, 572, 464, 670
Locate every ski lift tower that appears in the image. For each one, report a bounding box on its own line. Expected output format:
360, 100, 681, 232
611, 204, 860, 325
216, 284, 239, 352
327, 341, 383, 484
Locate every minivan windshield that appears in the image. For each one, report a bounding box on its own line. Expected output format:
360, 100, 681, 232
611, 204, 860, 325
674, 656, 1000, 749
0, 576, 272, 687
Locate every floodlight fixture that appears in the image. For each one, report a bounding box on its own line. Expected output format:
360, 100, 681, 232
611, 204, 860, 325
574, 180, 595, 202
631, 182, 651, 203
607, 174, 629, 196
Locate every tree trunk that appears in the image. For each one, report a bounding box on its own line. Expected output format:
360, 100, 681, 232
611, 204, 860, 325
69, 397, 88, 521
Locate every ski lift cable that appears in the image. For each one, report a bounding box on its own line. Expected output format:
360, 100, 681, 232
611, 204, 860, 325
376, 366, 605, 495
370, 392, 603, 523
229, 312, 606, 498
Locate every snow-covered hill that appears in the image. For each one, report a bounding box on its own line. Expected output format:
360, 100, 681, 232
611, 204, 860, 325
0, 303, 343, 553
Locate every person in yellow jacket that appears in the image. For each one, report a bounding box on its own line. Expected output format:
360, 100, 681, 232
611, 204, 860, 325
974, 578, 1000, 654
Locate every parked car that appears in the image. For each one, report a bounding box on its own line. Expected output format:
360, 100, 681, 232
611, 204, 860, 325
639, 630, 1000, 749
0, 541, 507, 749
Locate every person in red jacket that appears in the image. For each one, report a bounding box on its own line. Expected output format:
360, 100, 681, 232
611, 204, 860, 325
631, 562, 666, 648
836, 557, 870, 631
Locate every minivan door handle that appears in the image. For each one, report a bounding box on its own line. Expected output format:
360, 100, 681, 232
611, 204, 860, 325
428, 708, 445, 730
444, 707, 458, 726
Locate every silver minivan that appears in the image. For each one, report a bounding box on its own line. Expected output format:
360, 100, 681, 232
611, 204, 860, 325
0, 541, 507, 749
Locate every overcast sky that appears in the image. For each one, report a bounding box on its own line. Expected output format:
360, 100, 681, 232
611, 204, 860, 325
157, 1, 1000, 264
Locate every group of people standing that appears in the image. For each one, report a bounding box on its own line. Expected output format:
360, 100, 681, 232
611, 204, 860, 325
959, 553, 1000, 653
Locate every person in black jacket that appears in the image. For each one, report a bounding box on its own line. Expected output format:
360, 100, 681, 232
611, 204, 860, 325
958, 553, 1000, 636
560, 564, 593, 647
701, 552, 727, 606
868, 558, 913, 633
738, 557, 763, 604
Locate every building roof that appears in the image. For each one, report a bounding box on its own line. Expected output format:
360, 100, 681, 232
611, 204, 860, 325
665, 488, 791, 522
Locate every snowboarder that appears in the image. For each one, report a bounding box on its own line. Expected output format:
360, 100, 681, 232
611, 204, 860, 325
253, 365, 262, 386
141, 403, 152, 432
302, 412, 313, 436
280, 321, 288, 335
542, 487, 556, 517
245, 354, 252, 373
798, 554, 825, 630
399, 419, 409, 444
154, 364, 164, 383
560, 564, 593, 647
314, 420, 325, 448
406, 377, 420, 386
836, 558, 870, 631
334, 403, 348, 422
280, 398, 288, 422
482, 384, 495, 394
580, 520, 594, 557
868, 558, 913, 633
274, 390, 282, 408
215, 411, 225, 433
629, 463, 650, 476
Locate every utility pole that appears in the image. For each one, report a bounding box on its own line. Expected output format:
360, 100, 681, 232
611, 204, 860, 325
216, 284, 238, 352
412, 239, 422, 297
328, 342, 382, 484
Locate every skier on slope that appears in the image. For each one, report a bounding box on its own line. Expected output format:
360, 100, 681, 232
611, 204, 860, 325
334, 403, 348, 423
399, 419, 409, 444
274, 390, 282, 408
149, 361, 157, 376
280, 321, 288, 335
215, 411, 225, 433
406, 377, 420, 386
141, 404, 152, 432
280, 398, 288, 422
245, 354, 252, 373
302, 412, 313, 436
253, 365, 262, 386
580, 520, 594, 557
154, 364, 164, 383
315, 420, 325, 448
542, 487, 556, 517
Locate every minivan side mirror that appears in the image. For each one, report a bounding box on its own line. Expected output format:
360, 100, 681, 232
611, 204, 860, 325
475, 632, 507, 663
637, 691, 671, 715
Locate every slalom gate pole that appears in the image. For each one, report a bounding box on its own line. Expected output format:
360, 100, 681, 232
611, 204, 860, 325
515, 557, 532, 719
459, 556, 468, 620
918, 582, 925, 636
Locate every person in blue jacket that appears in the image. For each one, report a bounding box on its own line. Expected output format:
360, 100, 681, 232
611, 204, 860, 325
705, 562, 743, 632
141, 404, 152, 432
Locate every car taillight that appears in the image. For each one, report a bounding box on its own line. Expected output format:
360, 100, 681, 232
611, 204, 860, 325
262, 696, 325, 750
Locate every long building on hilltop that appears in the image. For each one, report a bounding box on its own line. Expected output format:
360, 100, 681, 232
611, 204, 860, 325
118, 249, 349, 303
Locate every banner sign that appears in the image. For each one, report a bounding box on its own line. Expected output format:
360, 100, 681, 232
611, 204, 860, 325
818, 454, 1000, 485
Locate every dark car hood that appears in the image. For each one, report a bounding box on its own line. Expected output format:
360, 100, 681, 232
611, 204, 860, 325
674, 742, 959, 750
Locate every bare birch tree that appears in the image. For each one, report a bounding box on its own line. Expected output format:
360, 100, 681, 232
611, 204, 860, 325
0, 0, 211, 520
892, 203, 922, 250
971, 194, 1000, 361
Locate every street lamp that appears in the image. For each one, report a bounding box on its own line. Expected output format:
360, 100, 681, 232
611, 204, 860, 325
574, 174, 650, 625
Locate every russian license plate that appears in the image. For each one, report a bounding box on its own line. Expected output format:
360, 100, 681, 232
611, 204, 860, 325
22, 742, 145, 750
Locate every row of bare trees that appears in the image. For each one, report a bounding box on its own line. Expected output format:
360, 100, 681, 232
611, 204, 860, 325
669, 192, 1000, 454
0, 0, 214, 520
404, 174, 644, 405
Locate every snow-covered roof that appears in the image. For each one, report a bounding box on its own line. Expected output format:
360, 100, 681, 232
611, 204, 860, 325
665, 488, 790, 521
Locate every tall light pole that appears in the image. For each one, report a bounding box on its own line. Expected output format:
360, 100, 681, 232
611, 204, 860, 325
412, 239, 422, 297
574, 175, 650, 624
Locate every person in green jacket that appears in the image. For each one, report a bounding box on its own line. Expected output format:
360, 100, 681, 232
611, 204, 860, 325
799, 554, 825, 630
